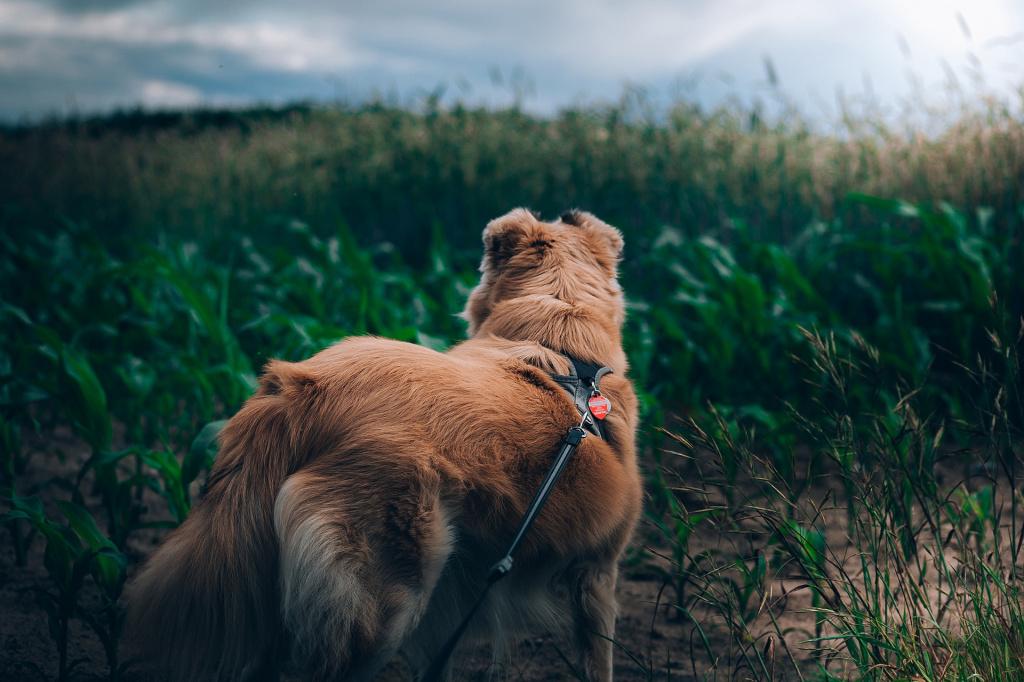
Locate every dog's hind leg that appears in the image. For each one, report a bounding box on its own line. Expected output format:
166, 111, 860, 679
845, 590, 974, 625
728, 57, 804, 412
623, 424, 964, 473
274, 467, 454, 681
567, 560, 620, 682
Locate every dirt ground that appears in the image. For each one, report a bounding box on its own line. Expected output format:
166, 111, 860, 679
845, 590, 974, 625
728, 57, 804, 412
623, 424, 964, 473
1, 429, 827, 682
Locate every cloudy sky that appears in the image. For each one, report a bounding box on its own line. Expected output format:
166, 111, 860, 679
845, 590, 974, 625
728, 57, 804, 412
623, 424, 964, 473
1, 0, 1022, 121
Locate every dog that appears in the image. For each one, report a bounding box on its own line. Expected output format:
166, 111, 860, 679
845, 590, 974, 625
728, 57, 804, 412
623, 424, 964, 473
125, 208, 643, 681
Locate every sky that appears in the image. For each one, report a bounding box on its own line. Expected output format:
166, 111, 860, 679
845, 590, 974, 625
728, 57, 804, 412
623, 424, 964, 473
0, 0, 1022, 121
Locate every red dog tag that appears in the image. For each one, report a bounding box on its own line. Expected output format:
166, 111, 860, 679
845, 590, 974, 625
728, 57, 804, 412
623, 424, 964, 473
588, 394, 611, 420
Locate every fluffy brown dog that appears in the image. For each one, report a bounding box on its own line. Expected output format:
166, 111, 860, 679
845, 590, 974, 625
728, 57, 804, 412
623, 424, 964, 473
125, 208, 643, 681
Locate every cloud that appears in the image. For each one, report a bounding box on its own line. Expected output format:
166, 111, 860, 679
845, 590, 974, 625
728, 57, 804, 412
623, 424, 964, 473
0, 0, 1022, 120
0, 0, 366, 72
139, 78, 202, 107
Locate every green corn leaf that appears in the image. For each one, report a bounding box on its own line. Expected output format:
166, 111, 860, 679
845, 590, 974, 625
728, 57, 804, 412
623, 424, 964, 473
59, 346, 112, 452
56, 500, 125, 595
183, 419, 227, 490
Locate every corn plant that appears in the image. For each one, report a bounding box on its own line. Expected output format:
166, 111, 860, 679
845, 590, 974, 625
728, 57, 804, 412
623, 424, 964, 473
3, 495, 126, 681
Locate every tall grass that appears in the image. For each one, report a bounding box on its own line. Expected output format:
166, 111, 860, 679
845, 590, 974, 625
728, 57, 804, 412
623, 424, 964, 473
649, 318, 1024, 680
2, 91, 1022, 259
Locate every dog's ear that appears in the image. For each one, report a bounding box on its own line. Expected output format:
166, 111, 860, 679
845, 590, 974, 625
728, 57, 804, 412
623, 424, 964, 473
561, 209, 623, 260
483, 208, 540, 267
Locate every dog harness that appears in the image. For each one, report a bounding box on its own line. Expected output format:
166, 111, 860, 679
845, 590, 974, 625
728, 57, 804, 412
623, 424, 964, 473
549, 356, 613, 440
421, 354, 613, 681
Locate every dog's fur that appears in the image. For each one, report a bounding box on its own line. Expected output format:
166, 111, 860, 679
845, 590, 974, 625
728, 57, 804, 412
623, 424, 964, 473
125, 209, 643, 681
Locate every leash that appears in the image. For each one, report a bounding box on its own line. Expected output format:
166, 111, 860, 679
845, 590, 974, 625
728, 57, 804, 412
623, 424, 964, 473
421, 357, 611, 681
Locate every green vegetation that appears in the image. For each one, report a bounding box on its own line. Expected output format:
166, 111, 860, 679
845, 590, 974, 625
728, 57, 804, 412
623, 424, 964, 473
1, 92, 1022, 680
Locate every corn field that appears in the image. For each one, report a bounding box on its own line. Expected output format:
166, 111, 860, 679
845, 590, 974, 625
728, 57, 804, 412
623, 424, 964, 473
1, 91, 1023, 680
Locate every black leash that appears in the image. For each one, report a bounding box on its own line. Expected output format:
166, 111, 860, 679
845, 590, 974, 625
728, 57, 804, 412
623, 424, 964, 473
421, 426, 585, 682
420, 357, 611, 682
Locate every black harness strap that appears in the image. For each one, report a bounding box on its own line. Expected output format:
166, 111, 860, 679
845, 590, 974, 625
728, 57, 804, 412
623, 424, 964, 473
550, 356, 613, 439
420, 355, 612, 681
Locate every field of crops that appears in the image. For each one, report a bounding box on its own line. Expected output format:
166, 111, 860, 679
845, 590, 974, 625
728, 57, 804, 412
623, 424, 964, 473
1, 92, 1023, 680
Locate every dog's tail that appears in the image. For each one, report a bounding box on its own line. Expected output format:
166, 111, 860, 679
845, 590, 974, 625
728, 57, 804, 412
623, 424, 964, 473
125, 360, 316, 680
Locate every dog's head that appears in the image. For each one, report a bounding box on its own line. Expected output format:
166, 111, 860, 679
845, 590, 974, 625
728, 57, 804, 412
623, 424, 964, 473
463, 208, 625, 336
